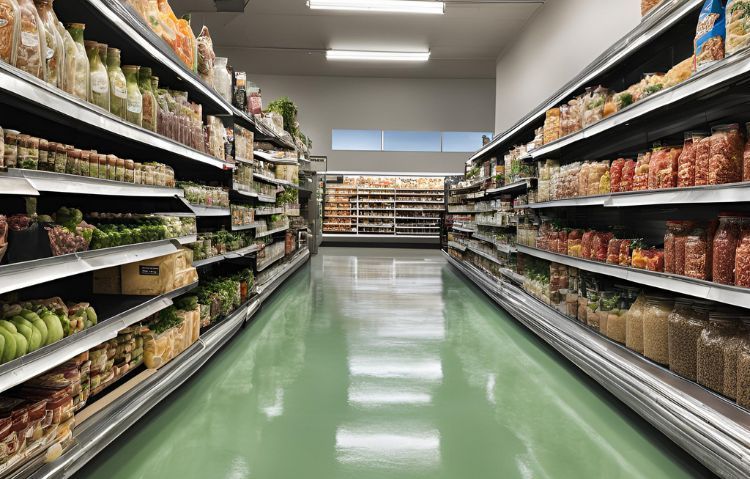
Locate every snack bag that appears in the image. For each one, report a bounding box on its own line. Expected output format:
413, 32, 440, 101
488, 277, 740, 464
694, 0, 726, 72
726, 0, 750, 55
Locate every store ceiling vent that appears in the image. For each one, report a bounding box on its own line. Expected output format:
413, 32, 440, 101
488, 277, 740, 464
214, 0, 246, 12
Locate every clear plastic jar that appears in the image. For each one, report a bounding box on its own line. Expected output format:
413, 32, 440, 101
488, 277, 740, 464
709, 124, 744, 185
3, 129, 18, 168
643, 296, 674, 365
586, 288, 600, 330
626, 294, 649, 354
737, 329, 750, 408
34, 0, 63, 88
684, 227, 709, 280
54, 143, 67, 173
37, 137, 48, 171
695, 135, 711, 186
97, 153, 107, 179
88, 153, 98, 178
713, 214, 742, 285
213, 57, 232, 102
697, 312, 740, 395
139, 67, 157, 132
66, 23, 89, 101
723, 319, 749, 401
735, 219, 750, 288
664, 221, 693, 275
677, 133, 696, 188
668, 299, 710, 381
86, 40, 109, 111
79, 150, 90, 176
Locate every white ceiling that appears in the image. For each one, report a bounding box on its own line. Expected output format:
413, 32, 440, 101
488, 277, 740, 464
175, 0, 544, 79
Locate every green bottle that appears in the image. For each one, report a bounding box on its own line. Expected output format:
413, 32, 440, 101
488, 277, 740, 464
123, 65, 143, 127
139, 66, 157, 132
85, 40, 109, 111
107, 48, 127, 120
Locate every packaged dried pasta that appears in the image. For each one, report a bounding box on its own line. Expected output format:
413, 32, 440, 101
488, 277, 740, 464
694, 0, 726, 72
726, 0, 750, 56
16, 0, 46, 80
641, 0, 663, 16
0, 0, 20, 66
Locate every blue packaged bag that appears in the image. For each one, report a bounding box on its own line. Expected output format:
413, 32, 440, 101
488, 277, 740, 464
694, 0, 726, 71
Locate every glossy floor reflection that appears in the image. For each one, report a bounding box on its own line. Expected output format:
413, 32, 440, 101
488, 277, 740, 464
77, 248, 713, 479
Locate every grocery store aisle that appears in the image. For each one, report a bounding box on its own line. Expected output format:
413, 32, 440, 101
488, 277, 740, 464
78, 248, 711, 479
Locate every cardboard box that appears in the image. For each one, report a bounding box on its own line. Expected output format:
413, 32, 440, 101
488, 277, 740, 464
93, 249, 197, 296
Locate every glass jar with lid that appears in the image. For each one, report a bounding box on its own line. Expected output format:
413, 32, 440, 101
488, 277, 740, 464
643, 296, 675, 365
85, 40, 110, 111
713, 214, 742, 285
697, 311, 740, 395
668, 299, 710, 381
87, 151, 98, 178
585, 287, 600, 330
54, 143, 67, 174
16, 134, 29, 169
139, 67, 157, 132
66, 148, 81, 175
37, 138, 49, 171
626, 293, 649, 354
97, 153, 107, 180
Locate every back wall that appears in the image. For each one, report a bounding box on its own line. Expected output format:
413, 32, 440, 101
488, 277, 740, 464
219, 64, 495, 174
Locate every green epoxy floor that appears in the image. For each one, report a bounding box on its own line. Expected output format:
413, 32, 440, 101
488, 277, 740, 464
78, 248, 714, 479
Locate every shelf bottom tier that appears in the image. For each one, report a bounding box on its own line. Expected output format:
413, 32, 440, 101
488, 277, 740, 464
443, 251, 750, 479
322, 233, 440, 245
26, 248, 311, 479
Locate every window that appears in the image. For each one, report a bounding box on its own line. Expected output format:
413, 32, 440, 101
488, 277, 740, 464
442, 131, 492, 153
332, 129, 382, 151
331, 129, 492, 152
383, 131, 441, 152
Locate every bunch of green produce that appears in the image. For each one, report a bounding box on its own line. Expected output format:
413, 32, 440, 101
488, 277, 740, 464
0, 299, 97, 364
276, 187, 298, 206
266, 96, 299, 137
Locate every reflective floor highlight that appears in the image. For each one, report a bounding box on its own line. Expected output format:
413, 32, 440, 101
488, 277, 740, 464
77, 248, 713, 478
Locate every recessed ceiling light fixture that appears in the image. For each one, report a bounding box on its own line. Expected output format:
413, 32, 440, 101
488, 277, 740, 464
326, 50, 431, 62
308, 0, 445, 15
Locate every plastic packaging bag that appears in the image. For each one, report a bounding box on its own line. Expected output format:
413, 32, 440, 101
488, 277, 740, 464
694, 0, 726, 72
196, 25, 215, 87
726, 0, 750, 55
16, 0, 46, 80
0, 0, 20, 66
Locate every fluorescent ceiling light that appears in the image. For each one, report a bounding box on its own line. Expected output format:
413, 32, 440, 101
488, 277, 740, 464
327, 50, 431, 62
308, 0, 444, 15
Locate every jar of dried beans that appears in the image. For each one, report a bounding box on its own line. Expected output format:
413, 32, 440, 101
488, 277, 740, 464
709, 124, 744, 185
723, 319, 749, 401
737, 327, 750, 409
712, 214, 742, 285
697, 312, 740, 395
668, 299, 710, 381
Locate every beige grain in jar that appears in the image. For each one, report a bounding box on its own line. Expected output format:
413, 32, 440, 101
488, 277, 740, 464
737, 339, 750, 408
668, 299, 710, 381
723, 319, 750, 401
697, 312, 740, 395
643, 296, 674, 365
625, 294, 649, 354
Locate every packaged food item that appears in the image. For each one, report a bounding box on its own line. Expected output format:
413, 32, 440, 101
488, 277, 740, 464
663, 57, 694, 88
577, 161, 590, 196
65, 23, 89, 101
744, 122, 750, 181
591, 231, 613, 262
139, 67, 157, 132
678, 132, 705, 187
213, 57, 232, 102
16, 0, 46, 79
609, 158, 625, 193
697, 311, 739, 394
712, 214, 742, 284
543, 108, 561, 145
123, 65, 143, 127
582, 86, 612, 127
735, 218, 750, 288
694, 0, 726, 72
632, 247, 664, 272
685, 227, 710, 279
643, 296, 674, 365
632, 152, 651, 191
0, 0, 20, 66
695, 135, 712, 185
665, 221, 694, 275
106, 48, 127, 120
649, 146, 681, 189
567, 229, 583, 257
726, 0, 750, 56
34, 0, 62, 88
626, 294, 649, 354
723, 319, 748, 400
560, 98, 583, 136
709, 124, 743, 185
603, 91, 634, 118
85, 41, 109, 111
196, 25, 215, 87
581, 230, 594, 259
641, 0, 663, 16
669, 299, 711, 381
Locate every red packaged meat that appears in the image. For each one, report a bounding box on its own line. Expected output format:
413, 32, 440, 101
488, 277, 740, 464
607, 238, 622, 264
581, 230, 595, 259
610, 158, 625, 193
633, 152, 651, 191
735, 219, 750, 288
695, 135, 711, 186
592, 232, 614, 262
620, 158, 636, 192
709, 124, 743, 185
712, 214, 742, 284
